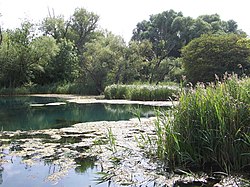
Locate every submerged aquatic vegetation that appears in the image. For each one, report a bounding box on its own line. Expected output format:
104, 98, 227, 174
145, 76, 250, 173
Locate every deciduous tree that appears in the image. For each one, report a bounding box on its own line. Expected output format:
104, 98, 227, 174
182, 34, 250, 83
132, 10, 243, 83
82, 32, 126, 93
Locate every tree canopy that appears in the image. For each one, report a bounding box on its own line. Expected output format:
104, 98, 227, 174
0, 8, 248, 94
132, 10, 243, 58
182, 34, 250, 83
131, 10, 244, 84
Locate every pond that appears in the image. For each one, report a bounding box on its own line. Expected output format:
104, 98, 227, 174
0, 96, 169, 187
0, 96, 164, 131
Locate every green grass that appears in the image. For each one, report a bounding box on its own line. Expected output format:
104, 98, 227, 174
104, 84, 179, 101
144, 75, 250, 173
0, 82, 99, 95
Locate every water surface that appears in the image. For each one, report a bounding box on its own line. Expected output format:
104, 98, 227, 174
0, 153, 113, 187
0, 96, 167, 187
0, 96, 162, 131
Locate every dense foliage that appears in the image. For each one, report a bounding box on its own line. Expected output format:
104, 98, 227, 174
131, 10, 245, 83
0, 8, 249, 94
132, 11, 242, 58
182, 34, 250, 83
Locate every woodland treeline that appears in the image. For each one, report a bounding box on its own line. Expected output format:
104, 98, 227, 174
0, 8, 249, 94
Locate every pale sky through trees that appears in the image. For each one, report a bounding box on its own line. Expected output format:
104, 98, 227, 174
0, 0, 249, 42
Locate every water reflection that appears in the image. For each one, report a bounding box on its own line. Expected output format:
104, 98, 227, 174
0, 152, 107, 187
0, 96, 166, 131
74, 156, 96, 174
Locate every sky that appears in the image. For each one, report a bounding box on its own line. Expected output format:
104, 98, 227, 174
0, 0, 249, 42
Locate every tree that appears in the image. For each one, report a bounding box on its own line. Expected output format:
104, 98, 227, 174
226, 20, 238, 33
40, 7, 100, 87
131, 10, 243, 84
0, 22, 35, 87
66, 8, 101, 89
132, 11, 242, 58
132, 10, 184, 83
126, 40, 154, 82
132, 10, 183, 57
0, 21, 59, 88
67, 8, 99, 53
82, 32, 126, 93
39, 39, 79, 84
0, 32, 17, 87
197, 14, 244, 35
40, 13, 68, 42
41, 7, 99, 52
181, 34, 250, 83
29, 36, 60, 85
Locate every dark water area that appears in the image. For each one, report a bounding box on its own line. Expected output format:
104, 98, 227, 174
0, 96, 164, 131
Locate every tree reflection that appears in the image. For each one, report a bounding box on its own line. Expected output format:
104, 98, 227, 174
74, 157, 96, 174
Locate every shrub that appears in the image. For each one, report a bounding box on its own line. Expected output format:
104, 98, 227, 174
182, 34, 250, 83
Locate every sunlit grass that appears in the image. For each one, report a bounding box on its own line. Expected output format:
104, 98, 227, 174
104, 84, 179, 101
144, 75, 250, 173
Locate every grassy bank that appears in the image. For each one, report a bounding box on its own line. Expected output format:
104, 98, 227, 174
0, 82, 99, 95
144, 76, 250, 173
104, 84, 179, 101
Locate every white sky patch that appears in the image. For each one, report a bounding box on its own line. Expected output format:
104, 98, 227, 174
0, 0, 249, 42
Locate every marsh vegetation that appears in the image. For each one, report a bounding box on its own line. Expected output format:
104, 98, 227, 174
141, 76, 250, 173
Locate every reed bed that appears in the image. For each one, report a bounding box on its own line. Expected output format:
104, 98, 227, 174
147, 76, 250, 173
104, 84, 179, 101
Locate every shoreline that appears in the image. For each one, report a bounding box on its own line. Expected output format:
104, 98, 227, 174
29, 94, 178, 107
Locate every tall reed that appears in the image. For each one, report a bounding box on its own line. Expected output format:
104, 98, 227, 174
104, 84, 179, 101
148, 76, 250, 172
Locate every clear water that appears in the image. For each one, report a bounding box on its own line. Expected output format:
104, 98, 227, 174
0, 153, 113, 187
0, 96, 162, 131
0, 96, 166, 186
